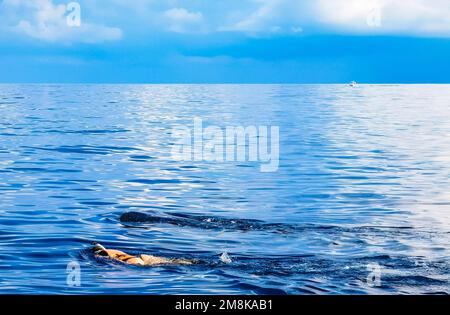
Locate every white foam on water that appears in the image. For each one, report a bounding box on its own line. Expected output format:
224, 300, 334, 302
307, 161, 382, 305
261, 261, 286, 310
220, 252, 232, 264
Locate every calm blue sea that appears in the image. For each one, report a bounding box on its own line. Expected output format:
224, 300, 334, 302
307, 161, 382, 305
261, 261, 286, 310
0, 84, 449, 294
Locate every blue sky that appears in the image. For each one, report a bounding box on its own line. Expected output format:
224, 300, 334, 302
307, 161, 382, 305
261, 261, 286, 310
1, 0, 450, 83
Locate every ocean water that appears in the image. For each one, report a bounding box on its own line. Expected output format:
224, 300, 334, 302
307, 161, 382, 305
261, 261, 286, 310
0, 84, 449, 295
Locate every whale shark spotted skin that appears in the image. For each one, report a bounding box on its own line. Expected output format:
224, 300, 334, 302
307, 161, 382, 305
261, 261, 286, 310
119, 212, 420, 236
119, 211, 274, 231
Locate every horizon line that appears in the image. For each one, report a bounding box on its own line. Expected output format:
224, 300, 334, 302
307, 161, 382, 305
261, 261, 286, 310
1, 82, 450, 85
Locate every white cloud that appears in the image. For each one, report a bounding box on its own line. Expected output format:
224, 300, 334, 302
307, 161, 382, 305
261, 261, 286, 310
2, 0, 450, 41
314, 0, 450, 37
220, 0, 450, 37
222, 0, 280, 32
218, 0, 308, 35
1, 0, 122, 43
164, 7, 204, 33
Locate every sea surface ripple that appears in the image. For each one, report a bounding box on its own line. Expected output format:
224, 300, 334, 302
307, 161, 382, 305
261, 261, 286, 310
0, 84, 449, 294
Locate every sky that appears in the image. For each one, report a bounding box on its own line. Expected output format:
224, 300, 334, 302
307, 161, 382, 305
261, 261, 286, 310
1, 0, 450, 83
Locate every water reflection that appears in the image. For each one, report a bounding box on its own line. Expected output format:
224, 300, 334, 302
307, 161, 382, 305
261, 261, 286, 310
0, 84, 449, 294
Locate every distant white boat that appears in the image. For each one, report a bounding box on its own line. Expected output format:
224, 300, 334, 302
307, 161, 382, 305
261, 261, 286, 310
349, 81, 358, 87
